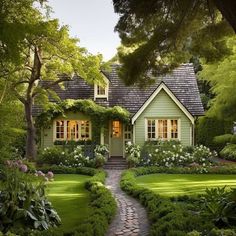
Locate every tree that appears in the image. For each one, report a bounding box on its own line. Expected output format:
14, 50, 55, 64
199, 37, 236, 122
112, 0, 235, 86
1, 3, 104, 160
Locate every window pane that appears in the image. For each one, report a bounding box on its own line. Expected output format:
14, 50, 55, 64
56, 121, 64, 139
171, 120, 178, 139
97, 85, 106, 95
158, 120, 167, 139
80, 120, 90, 140
147, 119, 156, 140
112, 121, 121, 137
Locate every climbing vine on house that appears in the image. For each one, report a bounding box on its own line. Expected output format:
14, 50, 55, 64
36, 99, 130, 143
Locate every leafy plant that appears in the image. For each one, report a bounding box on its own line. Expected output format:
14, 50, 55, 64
0, 160, 60, 233
220, 144, 236, 161
201, 187, 236, 227
125, 142, 141, 167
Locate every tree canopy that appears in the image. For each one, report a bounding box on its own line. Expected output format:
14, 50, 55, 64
113, 0, 235, 86
0, 0, 104, 159
199, 36, 236, 121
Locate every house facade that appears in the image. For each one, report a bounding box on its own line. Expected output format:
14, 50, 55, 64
34, 64, 204, 157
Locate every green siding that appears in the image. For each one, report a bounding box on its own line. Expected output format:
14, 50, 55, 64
41, 111, 91, 148
134, 89, 192, 146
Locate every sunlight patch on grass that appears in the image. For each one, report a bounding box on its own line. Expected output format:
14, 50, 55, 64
47, 174, 91, 232
136, 174, 236, 196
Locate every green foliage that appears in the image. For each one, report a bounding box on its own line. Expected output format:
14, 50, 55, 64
36, 99, 130, 143
113, 0, 234, 85
196, 116, 229, 151
125, 142, 141, 167
220, 144, 236, 161
201, 187, 236, 227
214, 134, 236, 146
210, 229, 236, 236
0, 161, 60, 233
199, 37, 236, 122
140, 141, 215, 168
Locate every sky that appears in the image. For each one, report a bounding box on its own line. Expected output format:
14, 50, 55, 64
47, 0, 120, 61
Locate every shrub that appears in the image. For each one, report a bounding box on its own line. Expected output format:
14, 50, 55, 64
0, 160, 60, 233
140, 141, 215, 168
201, 187, 236, 227
125, 142, 141, 167
220, 144, 236, 161
210, 229, 236, 236
94, 144, 109, 167
37, 146, 69, 165
196, 117, 232, 152
213, 134, 236, 146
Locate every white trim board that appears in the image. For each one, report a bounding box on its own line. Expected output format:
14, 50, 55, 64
131, 82, 194, 125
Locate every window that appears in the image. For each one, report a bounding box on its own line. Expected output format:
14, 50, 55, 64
147, 119, 156, 139
124, 124, 132, 140
97, 85, 106, 95
158, 120, 168, 139
146, 119, 179, 141
56, 121, 65, 139
171, 119, 178, 139
112, 121, 121, 137
94, 82, 108, 99
55, 120, 91, 141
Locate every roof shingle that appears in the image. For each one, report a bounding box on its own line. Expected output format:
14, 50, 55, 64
32, 63, 204, 117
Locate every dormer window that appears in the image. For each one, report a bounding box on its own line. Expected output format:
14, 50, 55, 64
97, 85, 106, 96
94, 82, 108, 100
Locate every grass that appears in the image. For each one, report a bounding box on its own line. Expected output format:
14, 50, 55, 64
136, 174, 236, 196
47, 174, 91, 232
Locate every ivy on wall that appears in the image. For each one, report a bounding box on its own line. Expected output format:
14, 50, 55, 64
36, 99, 130, 143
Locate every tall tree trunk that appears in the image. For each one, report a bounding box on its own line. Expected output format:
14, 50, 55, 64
213, 0, 236, 33
24, 100, 36, 160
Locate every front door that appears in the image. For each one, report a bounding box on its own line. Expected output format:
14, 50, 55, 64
110, 120, 123, 156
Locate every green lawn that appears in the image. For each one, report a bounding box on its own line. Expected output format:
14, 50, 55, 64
47, 174, 91, 232
136, 174, 236, 196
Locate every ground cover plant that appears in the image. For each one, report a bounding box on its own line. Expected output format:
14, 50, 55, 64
47, 174, 91, 232
136, 173, 236, 196
121, 167, 236, 236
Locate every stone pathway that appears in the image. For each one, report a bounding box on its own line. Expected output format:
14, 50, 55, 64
105, 170, 149, 236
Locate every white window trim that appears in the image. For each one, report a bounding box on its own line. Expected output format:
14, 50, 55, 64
145, 118, 181, 141
94, 75, 109, 100
132, 83, 194, 124
53, 120, 92, 142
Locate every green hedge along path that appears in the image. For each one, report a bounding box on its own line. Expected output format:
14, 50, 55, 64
136, 173, 236, 196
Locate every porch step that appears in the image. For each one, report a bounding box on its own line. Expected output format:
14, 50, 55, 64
104, 156, 128, 170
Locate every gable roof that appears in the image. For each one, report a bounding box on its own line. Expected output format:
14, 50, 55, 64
32, 63, 204, 117
131, 82, 195, 124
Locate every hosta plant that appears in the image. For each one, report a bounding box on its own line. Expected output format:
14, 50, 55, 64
0, 160, 60, 233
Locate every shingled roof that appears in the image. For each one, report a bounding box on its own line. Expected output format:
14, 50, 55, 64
32, 63, 204, 117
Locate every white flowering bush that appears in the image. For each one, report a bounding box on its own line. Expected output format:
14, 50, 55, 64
94, 144, 109, 167
37, 146, 93, 167
140, 141, 215, 168
125, 142, 141, 167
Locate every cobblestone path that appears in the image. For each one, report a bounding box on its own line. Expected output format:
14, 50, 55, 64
105, 170, 149, 236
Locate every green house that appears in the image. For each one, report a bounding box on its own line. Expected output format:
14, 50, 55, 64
33, 64, 204, 157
